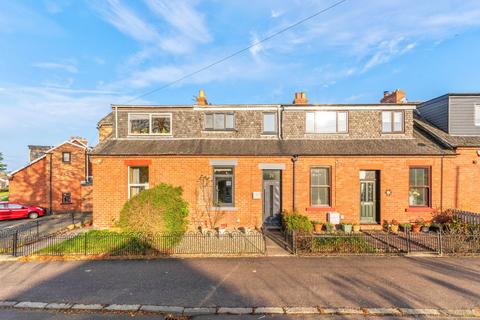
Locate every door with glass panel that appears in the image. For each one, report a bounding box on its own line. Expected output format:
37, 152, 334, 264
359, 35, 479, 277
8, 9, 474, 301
262, 170, 281, 226
360, 170, 379, 223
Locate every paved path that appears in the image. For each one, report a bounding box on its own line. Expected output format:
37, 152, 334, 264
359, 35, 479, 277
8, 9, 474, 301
0, 212, 91, 234
1, 309, 478, 320
0, 256, 479, 309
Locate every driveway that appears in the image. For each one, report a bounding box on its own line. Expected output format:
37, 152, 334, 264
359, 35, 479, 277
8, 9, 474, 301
0, 256, 479, 309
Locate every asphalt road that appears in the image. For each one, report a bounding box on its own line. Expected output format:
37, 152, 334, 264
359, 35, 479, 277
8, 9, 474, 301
0, 212, 91, 234
0, 256, 479, 309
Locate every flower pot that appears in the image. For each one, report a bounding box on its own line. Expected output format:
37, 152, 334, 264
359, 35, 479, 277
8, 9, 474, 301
411, 224, 421, 233
314, 223, 323, 233
353, 224, 361, 233
341, 224, 353, 233
389, 224, 399, 233
421, 226, 430, 233
325, 224, 334, 233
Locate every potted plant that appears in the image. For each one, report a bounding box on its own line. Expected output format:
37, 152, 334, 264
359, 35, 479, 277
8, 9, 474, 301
389, 219, 399, 233
341, 221, 353, 233
430, 223, 442, 233
421, 222, 431, 233
400, 223, 411, 232
325, 222, 334, 233
312, 221, 323, 233
411, 220, 421, 233
352, 223, 361, 233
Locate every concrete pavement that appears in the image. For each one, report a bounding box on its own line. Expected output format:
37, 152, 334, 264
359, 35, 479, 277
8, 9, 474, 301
0, 256, 479, 309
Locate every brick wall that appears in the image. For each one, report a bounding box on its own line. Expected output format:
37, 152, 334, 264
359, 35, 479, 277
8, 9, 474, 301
9, 143, 92, 213
91, 154, 472, 229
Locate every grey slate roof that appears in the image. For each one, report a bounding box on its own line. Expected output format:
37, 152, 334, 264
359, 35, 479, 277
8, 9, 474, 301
91, 130, 453, 157
414, 114, 480, 147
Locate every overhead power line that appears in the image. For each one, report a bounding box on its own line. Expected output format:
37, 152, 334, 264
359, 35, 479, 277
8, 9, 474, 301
125, 0, 348, 103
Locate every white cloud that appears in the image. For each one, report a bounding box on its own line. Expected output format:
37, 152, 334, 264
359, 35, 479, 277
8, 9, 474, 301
33, 61, 78, 73
362, 38, 416, 72
271, 9, 283, 18
249, 32, 264, 58
144, 0, 211, 43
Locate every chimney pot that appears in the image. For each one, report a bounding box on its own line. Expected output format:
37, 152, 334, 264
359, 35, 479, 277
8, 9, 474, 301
293, 91, 308, 104
380, 89, 406, 104
196, 89, 208, 105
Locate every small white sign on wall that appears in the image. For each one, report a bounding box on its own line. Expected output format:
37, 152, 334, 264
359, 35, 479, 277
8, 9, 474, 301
252, 191, 261, 199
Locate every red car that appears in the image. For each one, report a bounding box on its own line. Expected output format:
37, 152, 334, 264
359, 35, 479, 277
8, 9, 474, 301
0, 202, 45, 221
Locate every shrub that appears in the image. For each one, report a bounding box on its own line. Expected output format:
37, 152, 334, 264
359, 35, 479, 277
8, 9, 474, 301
117, 184, 189, 238
283, 211, 313, 233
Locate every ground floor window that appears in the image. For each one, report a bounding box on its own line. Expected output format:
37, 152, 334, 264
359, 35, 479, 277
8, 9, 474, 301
213, 167, 234, 207
310, 167, 331, 206
62, 192, 71, 204
129, 166, 149, 198
409, 167, 430, 207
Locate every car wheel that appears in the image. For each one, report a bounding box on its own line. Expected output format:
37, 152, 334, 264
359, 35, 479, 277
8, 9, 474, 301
28, 212, 39, 219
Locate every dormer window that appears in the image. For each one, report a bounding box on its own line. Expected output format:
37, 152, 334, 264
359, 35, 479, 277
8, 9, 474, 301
128, 113, 172, 135
205, 113, 234, 130
306, 111, 348, 133
382, 111, 404, 133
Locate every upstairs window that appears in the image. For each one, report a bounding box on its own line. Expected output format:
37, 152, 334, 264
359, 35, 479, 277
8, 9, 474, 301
263, 112, 277, 134
62, 152, 71, 163
306, 111, 348, 133
128, 113, 172, 135
205, 113, 234, 130
409, 167, 430, 207
475, 104, 480, 126
128, 166, 149, 198
382, 111, 404, 133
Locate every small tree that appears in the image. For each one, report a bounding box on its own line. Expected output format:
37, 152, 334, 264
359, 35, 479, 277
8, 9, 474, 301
196, 175, 225, 229
117, 184, 189, 238
0, 153, 6, 172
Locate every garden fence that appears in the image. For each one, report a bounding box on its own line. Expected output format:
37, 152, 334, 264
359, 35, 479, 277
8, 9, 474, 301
454, 210, 480, 225
3, 231, 266, 257
288, 230, 480, 256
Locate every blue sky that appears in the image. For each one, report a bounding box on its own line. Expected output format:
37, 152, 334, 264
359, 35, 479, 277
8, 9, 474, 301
1, 0, 480, 170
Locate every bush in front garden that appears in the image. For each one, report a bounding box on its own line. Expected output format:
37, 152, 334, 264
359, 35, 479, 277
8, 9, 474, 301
283, 211, 313, 233
117, 184, 189, 239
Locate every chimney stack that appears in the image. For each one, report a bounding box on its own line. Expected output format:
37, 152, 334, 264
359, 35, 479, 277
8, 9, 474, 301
196, 89, 208, 105
293, 91, 308, 104
380, 89, 406, 103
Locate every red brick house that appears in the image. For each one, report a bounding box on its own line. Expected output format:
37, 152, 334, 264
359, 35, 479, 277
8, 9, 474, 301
9, 138, 92, 214
90, 91, 480, 229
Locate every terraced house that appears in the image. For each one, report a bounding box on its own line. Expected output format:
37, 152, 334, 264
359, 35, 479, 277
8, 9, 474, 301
91, 90, 480, 230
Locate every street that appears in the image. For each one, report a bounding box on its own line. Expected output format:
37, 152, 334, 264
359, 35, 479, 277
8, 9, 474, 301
0, 212, 91, 234
1, 256, 479, 309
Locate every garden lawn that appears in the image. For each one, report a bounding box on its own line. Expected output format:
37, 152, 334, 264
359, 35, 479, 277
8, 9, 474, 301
36, 230, 159, 256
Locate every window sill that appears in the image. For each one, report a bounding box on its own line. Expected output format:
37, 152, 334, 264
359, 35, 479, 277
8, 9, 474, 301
405, 207, 434, 213
209, 207, 238, 211
61, 203, 73, 205
306, 207, 335, 212
202, 130, 236, 133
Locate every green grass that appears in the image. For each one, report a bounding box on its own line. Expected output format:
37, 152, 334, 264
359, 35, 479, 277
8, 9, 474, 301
299, 236, 377, 254
36, 230, 164, 256
0, 191, 8, 201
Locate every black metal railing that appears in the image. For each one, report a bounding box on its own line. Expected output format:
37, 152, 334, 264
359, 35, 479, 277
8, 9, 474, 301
7, 231, 266, 257
290, 230, 480, 256
454, 209, 480, 225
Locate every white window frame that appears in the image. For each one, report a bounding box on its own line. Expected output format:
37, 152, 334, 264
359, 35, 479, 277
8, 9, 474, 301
128, 113, 173, 136
382, 111, 404, 133
305, 111, 348, 133
128, 166, 149, 199
204, 113, 235, 131
475, 104, 480, 126
262, 112, 277, 134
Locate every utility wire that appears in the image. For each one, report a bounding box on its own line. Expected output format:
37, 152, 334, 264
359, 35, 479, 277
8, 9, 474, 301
125, 0, 348, 103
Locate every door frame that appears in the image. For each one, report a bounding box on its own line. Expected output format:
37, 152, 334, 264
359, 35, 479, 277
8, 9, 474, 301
359, 170, 380, 224
262, 169, 282, 226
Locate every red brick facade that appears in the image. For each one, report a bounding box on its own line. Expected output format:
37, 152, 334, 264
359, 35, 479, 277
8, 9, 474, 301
9, 140, 92, 213
91, 152, 480, 229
